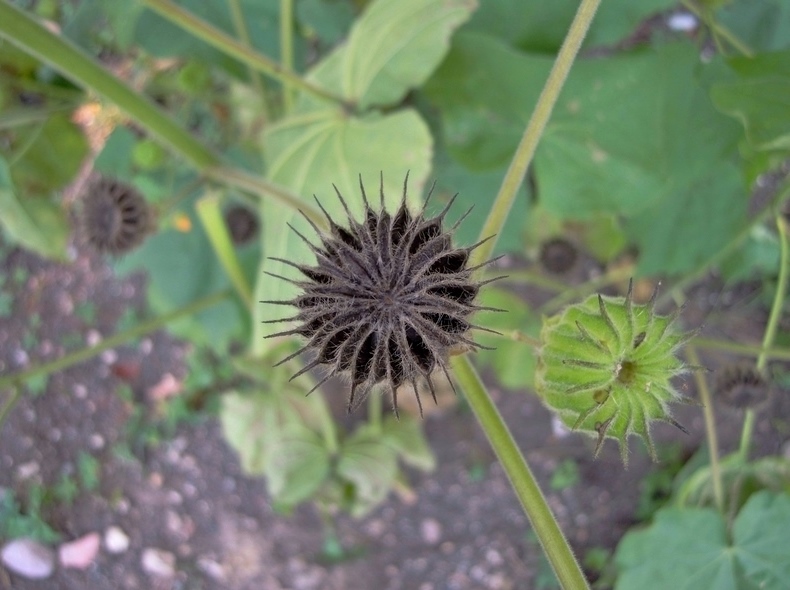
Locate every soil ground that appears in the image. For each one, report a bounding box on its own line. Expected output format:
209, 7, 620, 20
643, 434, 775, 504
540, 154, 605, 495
1, 236, 789, 590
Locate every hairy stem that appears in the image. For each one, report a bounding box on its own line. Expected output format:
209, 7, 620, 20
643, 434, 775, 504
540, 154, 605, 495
0, 290, 232, 427
686, 346, 724, 512
452, 356, 589, 590
470, 0, 602, 269
739, 215, 790, 460
141, 0, 348, 108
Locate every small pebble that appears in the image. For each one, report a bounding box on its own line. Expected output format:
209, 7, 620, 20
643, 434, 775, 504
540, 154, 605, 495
420, 518, 442, 545
141, 548, 176, 578
1, 538, 55, 579
59, 532, 100, 569
104, 527, 130, 554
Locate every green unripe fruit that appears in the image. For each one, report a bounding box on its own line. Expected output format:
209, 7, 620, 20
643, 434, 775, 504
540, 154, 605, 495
536, 281, 693, 463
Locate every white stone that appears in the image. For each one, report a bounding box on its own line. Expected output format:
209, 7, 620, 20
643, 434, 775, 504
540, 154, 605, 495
59, 532, 100, 569
420, 518, 442, 545
104, 526, 130, 554
1, 538, 55, 579
141, 548, 176, 578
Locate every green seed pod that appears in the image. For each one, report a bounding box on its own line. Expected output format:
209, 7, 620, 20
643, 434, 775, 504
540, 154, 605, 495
535, 281, 693, 463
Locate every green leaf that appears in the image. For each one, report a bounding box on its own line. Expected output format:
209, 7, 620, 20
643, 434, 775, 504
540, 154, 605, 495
623, 161, 747, 276
219, 383, 332, 477
717, 0, 790, 52
711, 50, 790, 151
335, 0, 476, 109
381, 416, 436, 471
475, 287, 540, 391
337, 426, 399, 517
615, 491, 790, 590
263, 423, 331, 507
0, 156, 68, 259
463, 0, 675, 53
427, 38, 744, 228
8, 112, 88, 196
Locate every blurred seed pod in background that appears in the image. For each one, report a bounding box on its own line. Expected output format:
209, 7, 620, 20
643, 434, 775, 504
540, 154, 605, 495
78, 176, 152, 255
263, 174, 503, 417
224, 205, 259, 246
539, 237, 578, 274
713, 363, 772, 412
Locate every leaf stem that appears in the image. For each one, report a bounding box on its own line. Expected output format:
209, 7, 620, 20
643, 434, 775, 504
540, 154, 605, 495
680, 0, 754, 58
538, 265, 635, 315
226, 0, 269, 112
739, 215, 790, 460
280, 0, 295, 112
140, 0, 348, 108
692, 337, 790, 361
451, 356, 589, 590
0, 290, 232, 427
470, 0, 602, 269
685, 346, 724, 512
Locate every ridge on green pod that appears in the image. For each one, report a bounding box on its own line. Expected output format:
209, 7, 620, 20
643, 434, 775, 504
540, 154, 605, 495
535, 280, 695, 463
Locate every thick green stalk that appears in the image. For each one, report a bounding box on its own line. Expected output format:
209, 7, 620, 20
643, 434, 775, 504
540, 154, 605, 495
686, 346, 724, 512
0, 290, 232, 427
739, 215, 790, 460
470, 0, 602, 269
452, 356, 589, 590
141, 0, 348, 108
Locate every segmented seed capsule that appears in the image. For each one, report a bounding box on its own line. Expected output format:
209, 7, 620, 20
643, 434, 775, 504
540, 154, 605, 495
535, 281, 694, 462
79, 176, 152, 255
262, 174, 501, 416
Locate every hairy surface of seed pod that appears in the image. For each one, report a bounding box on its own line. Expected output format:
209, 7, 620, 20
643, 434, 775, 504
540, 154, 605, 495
535, 281, 692, 462
264, 175, 498, 416
79, 177, 152, 255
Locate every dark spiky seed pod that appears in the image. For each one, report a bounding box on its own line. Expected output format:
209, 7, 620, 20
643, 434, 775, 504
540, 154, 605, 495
80, 177, 152, 255
539, 237, 577, 274
714, 363, 772, 411
263, 174, 502, 416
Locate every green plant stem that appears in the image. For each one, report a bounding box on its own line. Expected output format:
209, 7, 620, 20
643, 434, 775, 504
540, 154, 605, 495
0, 290, 232, 427
693, 337, 790, 361
141, 0, 348, 108
451, 356, 589, 590
470, 0, 602, 269
739, 215, 790, 460
226, 0, 268, 111
680, 0, 754, 58
368, 389, 382, 433
280, 0, 295, 112
686, 346, 724, 512
0, 2, 327, 228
